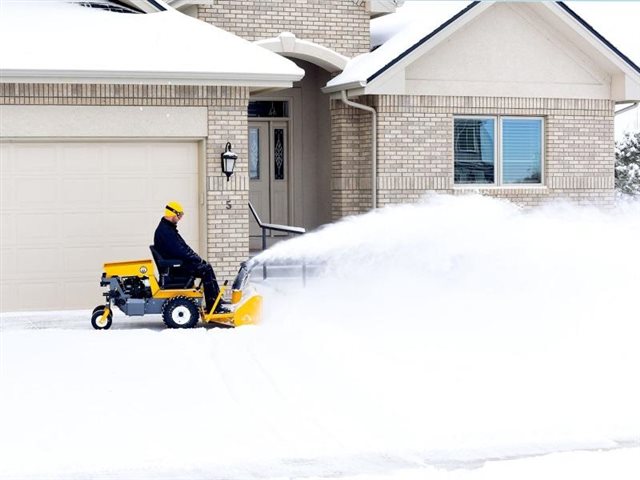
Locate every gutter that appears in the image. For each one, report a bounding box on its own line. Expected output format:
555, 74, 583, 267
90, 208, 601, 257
0, 69, 303, 88
322, 80, 366, 95
340, 90, 377, 210
615, 102, 639, 116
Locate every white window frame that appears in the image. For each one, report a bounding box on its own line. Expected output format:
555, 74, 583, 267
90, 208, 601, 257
453, 115, 545, 188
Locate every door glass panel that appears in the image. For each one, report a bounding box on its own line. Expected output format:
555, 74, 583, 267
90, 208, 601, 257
274, 128, 285, 180
249, 127, 260, 180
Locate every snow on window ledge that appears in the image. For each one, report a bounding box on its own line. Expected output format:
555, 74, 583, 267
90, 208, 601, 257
453, 185, 549, 191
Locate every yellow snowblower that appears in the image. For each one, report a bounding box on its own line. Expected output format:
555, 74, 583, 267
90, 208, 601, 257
91, 247, 262, 330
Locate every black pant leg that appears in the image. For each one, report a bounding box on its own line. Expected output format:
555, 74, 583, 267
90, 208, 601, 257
193, 263, 220, 311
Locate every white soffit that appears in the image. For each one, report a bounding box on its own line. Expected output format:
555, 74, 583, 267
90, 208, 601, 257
0, 0, 304, 88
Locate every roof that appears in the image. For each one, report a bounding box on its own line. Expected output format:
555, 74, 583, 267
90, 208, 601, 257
0, 0, 304, 89
325, 0, 640, 94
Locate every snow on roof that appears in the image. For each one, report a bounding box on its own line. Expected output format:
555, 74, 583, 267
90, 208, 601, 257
326, 1, 476, 91
370, 0, 472, 50
326, 0, 640, 92
0, 0, 304, 87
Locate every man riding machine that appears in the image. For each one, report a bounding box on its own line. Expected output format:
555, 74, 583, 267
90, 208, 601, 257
91, 201, 262, 330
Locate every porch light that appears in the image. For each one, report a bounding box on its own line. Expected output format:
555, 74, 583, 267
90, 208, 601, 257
221, 142, 237, 181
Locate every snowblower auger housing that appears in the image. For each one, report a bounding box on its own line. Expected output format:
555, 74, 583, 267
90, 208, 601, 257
91, 254, 262, 330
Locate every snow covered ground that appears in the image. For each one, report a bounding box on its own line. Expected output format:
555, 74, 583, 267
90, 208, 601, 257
1, 195, 639, 479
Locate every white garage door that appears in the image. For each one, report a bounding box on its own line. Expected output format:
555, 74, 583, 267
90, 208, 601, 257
0, 141, 200, 312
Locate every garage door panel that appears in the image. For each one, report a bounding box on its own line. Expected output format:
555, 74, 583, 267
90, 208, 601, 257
15, 177, 58, 205
60, 145, 103, 174
1, 175, 14, 206
105, 212, 157, 241
63, 281, 101, 309
61, 178, 105, 204
1, 140, 200, 311
0, 144, 13, 174
63, 213, 105, 240
1, 247, 18, 277
151, 144, 198, 173
0, 283, 18, 312
13, 145, 58, 174
16, 214, 59, 245
0, 213, 16, 246
152, 177, 196, 202
107, 178, 149, 204
63, 247, 104, 274
17, 282, 61, 312
104, 145, 149, 172
17, 247, 63, 276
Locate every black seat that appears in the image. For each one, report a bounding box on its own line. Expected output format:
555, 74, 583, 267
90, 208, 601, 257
149, 245, 194, 289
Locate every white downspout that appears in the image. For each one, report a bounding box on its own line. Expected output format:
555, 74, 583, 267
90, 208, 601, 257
340, 90, 377, 210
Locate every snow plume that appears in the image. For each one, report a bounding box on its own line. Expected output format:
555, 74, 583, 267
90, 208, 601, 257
1, 195, 639, 479
253, 194, 640, 457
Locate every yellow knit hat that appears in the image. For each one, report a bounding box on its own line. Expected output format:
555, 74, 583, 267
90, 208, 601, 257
164, 201, 184, 218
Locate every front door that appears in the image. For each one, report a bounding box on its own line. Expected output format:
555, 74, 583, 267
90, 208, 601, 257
249, 119, 290, 250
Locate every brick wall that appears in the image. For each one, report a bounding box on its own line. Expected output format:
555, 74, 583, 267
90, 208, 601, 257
197, 0, 370, 58
0, 83, 250, 279
331, 95, 616, 215
330, 99, 372, 219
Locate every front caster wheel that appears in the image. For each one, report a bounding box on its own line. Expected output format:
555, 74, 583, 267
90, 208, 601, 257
162, 296, 199, 329
91, 307, 113, 330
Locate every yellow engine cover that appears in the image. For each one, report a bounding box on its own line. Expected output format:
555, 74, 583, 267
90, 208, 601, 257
104, 259, 155, 278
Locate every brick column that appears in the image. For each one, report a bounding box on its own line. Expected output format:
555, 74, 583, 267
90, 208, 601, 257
205, 88, 250, 280
330, 99, 373, 219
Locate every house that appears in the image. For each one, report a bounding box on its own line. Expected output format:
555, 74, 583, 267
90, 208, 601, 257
1, 0, 638, 312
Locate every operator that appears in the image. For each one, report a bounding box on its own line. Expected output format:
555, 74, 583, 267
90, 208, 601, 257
153, 201, 229, 314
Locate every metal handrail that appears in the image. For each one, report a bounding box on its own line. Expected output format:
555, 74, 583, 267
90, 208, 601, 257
248, 201, 305, 251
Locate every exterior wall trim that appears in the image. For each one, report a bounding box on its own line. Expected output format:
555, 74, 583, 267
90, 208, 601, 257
255, 33, 349, 73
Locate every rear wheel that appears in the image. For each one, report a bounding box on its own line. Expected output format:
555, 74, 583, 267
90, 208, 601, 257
162, 297, 199, 329
91, 307, 113, 330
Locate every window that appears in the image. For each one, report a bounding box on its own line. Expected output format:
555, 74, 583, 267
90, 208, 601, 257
249, 127, 260, 180
77, 1, 164, 13
454, 117, 543, 186
248, 101, 289, 118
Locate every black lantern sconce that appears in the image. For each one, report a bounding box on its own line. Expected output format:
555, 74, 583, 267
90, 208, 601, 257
221, 142, 237, 181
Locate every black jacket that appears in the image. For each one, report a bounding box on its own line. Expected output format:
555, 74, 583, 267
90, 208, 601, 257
154, 217, 202, 267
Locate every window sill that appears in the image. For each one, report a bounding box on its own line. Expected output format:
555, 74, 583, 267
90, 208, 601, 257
453, 185, 549, 192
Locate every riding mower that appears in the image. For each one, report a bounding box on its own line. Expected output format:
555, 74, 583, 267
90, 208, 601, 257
91, 246, 262, 330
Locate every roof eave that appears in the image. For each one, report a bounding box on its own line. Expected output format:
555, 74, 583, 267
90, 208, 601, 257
321, 80, 367, 95
0, 69, 303, 88
555, 1, 640, 77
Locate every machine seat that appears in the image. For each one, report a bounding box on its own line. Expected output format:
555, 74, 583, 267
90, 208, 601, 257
149, 245, 194, 289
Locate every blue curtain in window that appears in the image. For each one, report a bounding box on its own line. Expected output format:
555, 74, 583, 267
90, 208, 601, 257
502, 119, 542, 184
454, 118, 495, 184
